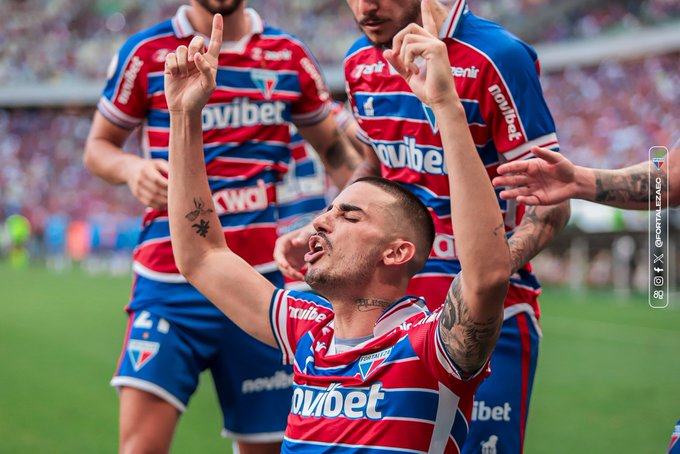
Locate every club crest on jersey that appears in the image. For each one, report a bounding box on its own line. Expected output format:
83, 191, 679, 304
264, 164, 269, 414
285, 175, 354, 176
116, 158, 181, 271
251, 69, 278, 100
421, 103, 439, 134
358, 347, 392, 380
127, 339, 159, 372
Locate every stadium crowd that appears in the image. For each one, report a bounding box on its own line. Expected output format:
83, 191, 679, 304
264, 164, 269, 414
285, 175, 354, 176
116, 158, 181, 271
1, 0, 679, 83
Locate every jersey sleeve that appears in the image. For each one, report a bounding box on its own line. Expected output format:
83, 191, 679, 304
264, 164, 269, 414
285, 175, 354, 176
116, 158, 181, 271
478, 40, 559, 162
270, 289, 334, 365
290, 42, 332, 127
407, 307, 490, 392
97, 37, 151, 129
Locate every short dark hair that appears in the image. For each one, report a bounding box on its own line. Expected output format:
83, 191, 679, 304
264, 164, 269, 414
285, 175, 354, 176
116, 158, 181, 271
353, 176, 435, 276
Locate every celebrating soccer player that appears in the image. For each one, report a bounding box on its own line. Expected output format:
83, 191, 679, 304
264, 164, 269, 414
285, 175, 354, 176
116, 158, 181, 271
165, 9, 510, 452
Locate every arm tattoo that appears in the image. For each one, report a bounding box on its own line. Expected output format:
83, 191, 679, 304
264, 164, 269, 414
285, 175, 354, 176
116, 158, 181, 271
507, 204, 569, 274
185, 197, 214, 221
439, 277, 501, 375
356, 298, 391, 312
323, 128, 352, 170
192, 219, 210, 237
185, 197, 214, 238
595, 167, 665, 204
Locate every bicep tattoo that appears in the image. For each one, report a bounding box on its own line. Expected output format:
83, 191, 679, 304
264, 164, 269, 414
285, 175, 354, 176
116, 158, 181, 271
439, 276, 502, 375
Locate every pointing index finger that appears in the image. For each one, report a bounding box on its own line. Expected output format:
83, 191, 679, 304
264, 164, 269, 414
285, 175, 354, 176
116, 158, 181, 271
421, 0, 438, 36
207, 14, 223, 59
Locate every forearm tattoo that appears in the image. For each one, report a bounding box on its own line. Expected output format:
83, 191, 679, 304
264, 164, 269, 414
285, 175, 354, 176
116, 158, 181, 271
439, 277, 501, 374
595, 167, 666, 204
356, 298, 391, 312
185, 197, 214, 237
508, 204, 569, 274
324, 128, 355, 171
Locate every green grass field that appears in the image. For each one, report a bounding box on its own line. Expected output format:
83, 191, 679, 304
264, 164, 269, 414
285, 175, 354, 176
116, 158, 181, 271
0, 265, 678, 453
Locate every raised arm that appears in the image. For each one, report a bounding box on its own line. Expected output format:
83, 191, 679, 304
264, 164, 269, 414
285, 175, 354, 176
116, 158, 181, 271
385, 0, 509, 377
493, 145, 678, 209
165, 14, 276, 346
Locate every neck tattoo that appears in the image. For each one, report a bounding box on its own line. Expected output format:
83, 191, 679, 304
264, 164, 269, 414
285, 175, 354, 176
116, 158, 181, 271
356, 298, 391, 312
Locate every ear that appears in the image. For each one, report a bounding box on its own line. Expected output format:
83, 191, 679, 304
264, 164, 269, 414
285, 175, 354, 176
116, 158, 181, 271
382, 240, 417, 267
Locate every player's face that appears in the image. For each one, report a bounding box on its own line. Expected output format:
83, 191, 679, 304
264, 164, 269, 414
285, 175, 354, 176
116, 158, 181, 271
194, 0, 244, 16
304, 183, 395, 292
346, 0, 421, 47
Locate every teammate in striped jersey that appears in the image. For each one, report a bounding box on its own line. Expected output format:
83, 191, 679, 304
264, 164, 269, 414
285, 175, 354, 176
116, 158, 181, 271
83, 1, 360, 452
275, 1, 569, 452
165, 10, 509, 453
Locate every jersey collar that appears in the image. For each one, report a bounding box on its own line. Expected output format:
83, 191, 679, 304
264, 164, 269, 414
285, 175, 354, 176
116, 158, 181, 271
439, 0, 469, 40
172, 6, 264, 53
373, 296, 428, 337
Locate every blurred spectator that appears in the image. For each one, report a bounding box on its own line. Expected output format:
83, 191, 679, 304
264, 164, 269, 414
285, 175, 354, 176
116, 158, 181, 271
1, 0, 679, 85
542, 53, 680, 169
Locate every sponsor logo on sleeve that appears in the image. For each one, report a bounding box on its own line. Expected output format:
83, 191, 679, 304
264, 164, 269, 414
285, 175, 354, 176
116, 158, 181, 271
451, 65, 479, 79
488, 84, 522, 142
288, 304, 328, 323
118, 56, 144, 105
300, 57, 330, 101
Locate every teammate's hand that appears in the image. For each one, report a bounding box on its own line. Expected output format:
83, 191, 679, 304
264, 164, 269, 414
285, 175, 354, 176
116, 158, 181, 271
383, 0, 456, 108
273, 224, 316, 281
126, 158, 170, 210
493, 146, 578, 205
164, 14, 223, 113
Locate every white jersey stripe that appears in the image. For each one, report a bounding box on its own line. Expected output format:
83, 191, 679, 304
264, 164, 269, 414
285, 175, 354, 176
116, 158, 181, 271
428, 383, 460, 453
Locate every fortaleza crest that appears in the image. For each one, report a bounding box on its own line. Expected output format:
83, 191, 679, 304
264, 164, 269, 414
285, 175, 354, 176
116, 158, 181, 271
127, 339, 160, 371
358, 347, 392, 380
250, 69, 279, 100
651, 146, 668, 169
421, 103, 439, 134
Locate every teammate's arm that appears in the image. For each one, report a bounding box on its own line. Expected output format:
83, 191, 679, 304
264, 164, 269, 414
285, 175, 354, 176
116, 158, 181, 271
297, 116, 362, 189
349, 142, 382, 181
386, 0, 509, 377
507, 202, 570, 275
494, 145, 678, 209
165, 15, 276, 347
84, 112, 170, 210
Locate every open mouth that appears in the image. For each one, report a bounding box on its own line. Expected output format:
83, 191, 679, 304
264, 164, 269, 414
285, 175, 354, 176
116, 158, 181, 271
304, 235, 326, 264
361, 18, 388, 31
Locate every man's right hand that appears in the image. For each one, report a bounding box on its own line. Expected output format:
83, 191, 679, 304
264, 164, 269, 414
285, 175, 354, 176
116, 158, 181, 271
273, 224, 316, 281
126, 158, 170, 210
492, 146, 582, 206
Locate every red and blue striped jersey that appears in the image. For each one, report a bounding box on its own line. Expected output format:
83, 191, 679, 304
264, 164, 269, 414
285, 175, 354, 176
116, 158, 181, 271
270, 289, 489, 453
344, 0, 559, 317
98, 6, 331, 283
